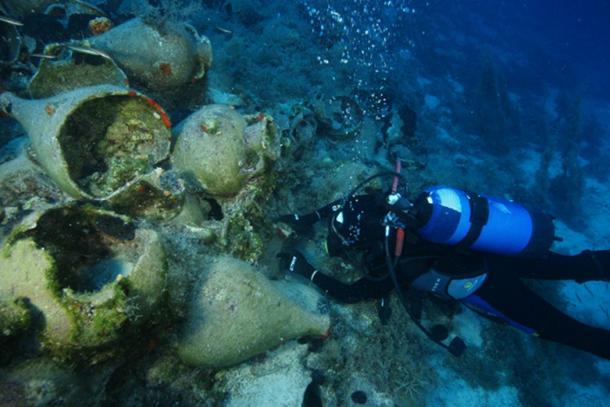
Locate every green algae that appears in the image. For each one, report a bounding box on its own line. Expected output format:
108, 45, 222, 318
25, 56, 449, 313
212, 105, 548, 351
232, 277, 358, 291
105, 179, 183, 221
0, 237, 75, 354
172, 106, 281, 262
28, 45, 129, 99
59, 95, 170, 198
0, 297, 31, 343
0, 205, 168, 364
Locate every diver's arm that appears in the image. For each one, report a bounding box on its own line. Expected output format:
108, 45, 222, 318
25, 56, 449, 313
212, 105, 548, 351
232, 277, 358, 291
311, 273, 395, 303
278, 250, 394, 303
279, 191, 391, 227
277, 199, 342, 231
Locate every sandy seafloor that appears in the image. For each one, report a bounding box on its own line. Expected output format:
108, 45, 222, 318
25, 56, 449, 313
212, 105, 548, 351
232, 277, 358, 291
1, 0, 610, 405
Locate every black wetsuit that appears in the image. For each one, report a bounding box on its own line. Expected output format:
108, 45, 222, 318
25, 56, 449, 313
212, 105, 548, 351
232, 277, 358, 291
282, 193, 610, 360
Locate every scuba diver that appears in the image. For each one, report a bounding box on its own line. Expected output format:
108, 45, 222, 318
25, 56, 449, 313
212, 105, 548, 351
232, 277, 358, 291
277, 171, 610, 360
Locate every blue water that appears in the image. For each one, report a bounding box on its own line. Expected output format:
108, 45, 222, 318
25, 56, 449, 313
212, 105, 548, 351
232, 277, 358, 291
1, 0, 610, 405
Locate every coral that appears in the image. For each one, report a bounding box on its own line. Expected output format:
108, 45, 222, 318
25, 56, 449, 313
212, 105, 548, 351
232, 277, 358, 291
120, 0, 205, 26
225, 210, 264, 262
209, 8, 341, 109
220, 176, 276, 262
303, 294, 435, 406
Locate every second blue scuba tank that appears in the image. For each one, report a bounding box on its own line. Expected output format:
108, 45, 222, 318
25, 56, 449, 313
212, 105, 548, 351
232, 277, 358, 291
414, 186, 555, 256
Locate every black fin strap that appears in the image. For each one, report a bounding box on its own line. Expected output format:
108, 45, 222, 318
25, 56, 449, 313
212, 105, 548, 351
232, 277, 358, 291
586, 250, 605, 279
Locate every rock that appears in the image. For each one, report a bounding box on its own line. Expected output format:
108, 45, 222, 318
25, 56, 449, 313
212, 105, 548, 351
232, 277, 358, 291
208, 87, 244, 106
1, 0, 55, 17
311, 95, 363, 140
0, 357, 111, 406
0, 146, 63, 210
219, 343, 312, 406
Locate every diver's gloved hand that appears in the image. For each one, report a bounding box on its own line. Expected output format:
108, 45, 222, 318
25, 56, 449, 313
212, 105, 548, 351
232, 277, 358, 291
277, 250, 315, 279
276, 213, 317, 234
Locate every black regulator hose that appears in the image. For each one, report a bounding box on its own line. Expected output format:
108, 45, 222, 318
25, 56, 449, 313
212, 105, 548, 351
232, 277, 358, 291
383, 230, 466, 357
341, 171, 407, 209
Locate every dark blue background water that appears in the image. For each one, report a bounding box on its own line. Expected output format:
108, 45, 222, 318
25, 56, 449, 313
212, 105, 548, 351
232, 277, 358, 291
300, 0, 610, 124
383, 0, 610, 97
447, 0, 610, 97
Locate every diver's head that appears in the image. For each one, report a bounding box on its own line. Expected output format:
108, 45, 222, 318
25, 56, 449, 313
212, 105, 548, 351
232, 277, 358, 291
326, 194, 386, 257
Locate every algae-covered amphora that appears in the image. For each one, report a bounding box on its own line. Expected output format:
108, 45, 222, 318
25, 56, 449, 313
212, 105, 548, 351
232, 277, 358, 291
0, 205, 168, 363
88, 18, 213, 93
172, 104, 248, 197
172, 105, 279, 198
27, 43, 129, 98
177, 255, 329, 368
0, 85, 172, 200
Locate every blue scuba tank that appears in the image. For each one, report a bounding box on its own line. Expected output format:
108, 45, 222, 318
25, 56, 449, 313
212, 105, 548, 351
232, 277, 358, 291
414, 186, 555, 256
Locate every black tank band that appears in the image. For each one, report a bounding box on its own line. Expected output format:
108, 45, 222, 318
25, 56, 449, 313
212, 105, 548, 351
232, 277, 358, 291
457, 193, 489, 249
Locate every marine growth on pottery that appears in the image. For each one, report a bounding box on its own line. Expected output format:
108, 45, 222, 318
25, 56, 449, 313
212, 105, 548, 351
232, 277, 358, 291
172, 104, 279, 197
88, 17, 213, 93
0, 85, 172, 200
0, 205, 167, 363
27, 43, 129, 99
177, 255, 329, 368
